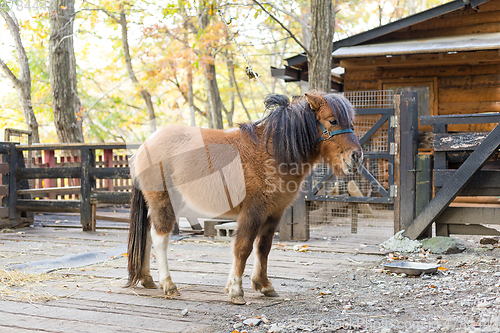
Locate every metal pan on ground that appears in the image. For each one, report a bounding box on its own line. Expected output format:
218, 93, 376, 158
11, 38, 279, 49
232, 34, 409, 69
383, 262, 439, 276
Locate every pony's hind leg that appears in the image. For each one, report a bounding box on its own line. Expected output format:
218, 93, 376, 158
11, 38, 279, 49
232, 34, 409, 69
140, 227, 157, 289
251, 214, 281, 297
145, 191, 180, 296
151, 225, 179, 296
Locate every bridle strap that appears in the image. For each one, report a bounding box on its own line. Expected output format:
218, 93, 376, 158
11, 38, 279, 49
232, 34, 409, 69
316, 121, 354, 143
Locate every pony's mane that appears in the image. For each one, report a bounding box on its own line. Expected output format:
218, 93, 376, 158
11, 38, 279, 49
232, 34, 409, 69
239, 92, 355, 165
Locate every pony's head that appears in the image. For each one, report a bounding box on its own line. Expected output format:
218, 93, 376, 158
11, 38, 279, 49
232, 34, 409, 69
305, 91, 363, 175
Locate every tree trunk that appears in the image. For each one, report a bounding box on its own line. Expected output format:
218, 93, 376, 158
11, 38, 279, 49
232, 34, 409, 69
0, 11, 40, 143
49, 0, 84, 143
119, 11, 157, 133
204, 63, 223, 129
225, 57, 236, 127
187, 66, 196, 127
308, 0, 334, 92
200, 3, 223, 129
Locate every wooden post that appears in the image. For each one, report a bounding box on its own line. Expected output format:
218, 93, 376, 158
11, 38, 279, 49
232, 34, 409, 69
404, 122, 500, 239
104, 149, 114, 191
8, 144, 20, 223
393, 95, 401, 234
350, 203, 359, 234
279, 192, 309, 241
80, 148, 95, 231
44, 150, 56, 199
398, 91, 419, 232
415, 154, 432, 238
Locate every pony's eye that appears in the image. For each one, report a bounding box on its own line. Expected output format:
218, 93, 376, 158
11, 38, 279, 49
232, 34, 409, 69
329, 119, 338, 126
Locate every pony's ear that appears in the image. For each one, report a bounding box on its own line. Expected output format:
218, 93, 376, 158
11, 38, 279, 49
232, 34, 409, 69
304, 93, 323, 111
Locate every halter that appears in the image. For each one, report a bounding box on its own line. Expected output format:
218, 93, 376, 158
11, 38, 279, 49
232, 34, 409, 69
316, 121, 354, 143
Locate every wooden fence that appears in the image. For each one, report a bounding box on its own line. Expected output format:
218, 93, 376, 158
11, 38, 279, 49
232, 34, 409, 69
404, 113, 500, 239
0, 143, 138, 230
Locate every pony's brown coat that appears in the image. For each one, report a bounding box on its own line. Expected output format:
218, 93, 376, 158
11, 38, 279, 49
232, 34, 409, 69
127, 91, 362, 304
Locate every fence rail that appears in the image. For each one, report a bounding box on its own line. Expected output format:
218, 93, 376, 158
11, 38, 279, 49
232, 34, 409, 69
0, 142, 139, 230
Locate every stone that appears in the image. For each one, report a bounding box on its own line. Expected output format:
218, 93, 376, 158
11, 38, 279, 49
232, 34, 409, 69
234, 323, 244, 329
243, 318, 262, 327
480, 236, 499, 245
421, 237, 466, 254
493, 272, 500, 277
181, 309, 188, 316
268, 324, 283, 333
380, 230, 422, 253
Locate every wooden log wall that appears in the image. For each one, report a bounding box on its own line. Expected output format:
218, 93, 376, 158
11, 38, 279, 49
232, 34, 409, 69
344, 64, 500, 132
342, 1, 500, 133
371, 1, 500, 43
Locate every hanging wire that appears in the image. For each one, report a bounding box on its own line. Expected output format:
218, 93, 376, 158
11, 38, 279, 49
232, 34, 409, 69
217, 8, 269, 95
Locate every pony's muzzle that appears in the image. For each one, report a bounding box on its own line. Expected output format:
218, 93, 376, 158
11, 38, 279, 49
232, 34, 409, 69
349, 150, 363, 171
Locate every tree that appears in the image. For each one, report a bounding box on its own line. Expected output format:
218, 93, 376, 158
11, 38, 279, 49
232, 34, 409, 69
0, 10, 40, 143
49, 0, 84, 142
118, 9, 157, 133
308, 0, 334, 92
199, 2, 223, 129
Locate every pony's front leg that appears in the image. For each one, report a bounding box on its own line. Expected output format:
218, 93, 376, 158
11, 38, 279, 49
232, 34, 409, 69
225, 217, 259, 305
151, 225, 180, 296
251, 215, 280, 297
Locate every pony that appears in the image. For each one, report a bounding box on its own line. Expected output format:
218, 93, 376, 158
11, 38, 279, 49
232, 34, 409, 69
126, 91, 363, 305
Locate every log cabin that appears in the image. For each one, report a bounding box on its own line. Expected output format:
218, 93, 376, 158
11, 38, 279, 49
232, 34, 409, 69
271, 0, 500, 133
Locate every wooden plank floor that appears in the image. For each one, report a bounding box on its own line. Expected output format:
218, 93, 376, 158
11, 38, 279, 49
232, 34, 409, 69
0, 215, 390, 332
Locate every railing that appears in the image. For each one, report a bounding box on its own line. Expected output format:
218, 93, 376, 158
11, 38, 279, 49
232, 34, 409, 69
1, 142, 140, 231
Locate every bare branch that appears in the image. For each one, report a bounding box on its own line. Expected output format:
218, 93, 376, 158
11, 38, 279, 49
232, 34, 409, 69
252, 0, 310, 56
262, 2, 309, 31
0, 58, 21, 89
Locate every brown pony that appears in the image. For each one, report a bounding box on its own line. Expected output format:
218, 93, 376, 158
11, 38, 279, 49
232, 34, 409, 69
126, 91, 362, 304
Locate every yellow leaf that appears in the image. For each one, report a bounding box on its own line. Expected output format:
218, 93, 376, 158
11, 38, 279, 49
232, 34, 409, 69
60, 6, 67, 9
438, 267, 448, 271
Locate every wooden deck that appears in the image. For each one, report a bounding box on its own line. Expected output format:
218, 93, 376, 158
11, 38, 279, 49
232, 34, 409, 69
0, 216, 389, 332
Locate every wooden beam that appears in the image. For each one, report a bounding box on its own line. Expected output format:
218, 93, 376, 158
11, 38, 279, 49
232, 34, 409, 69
339, 50, 500, 69
16, 167, 81, 179
434, 132, 489, 151
15, 142, 141, 151
420, 113, 500, 125
404, 122, 500, 239
434, 169, 500, 188
91, 167, 130, 179
17, 186, 81, 196
16, 199, 80, 213
447, 224, 500, 236
436, 207, 500, 225
90, 191, 132, 205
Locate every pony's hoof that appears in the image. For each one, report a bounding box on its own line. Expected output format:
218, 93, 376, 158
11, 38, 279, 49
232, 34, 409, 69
263, 290, 279, 297
165, 287, 181, 297
141, 276, 157, 289
231, 296, 246, 305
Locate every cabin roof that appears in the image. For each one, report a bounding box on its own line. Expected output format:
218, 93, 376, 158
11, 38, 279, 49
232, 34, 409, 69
277, 0, 492, 74
332, 32, 500, 58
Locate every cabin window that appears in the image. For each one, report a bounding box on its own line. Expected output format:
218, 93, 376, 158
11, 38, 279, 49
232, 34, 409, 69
384, 83, 434, 118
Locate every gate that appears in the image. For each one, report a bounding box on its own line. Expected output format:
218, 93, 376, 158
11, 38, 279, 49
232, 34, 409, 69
279, 91, 418, 241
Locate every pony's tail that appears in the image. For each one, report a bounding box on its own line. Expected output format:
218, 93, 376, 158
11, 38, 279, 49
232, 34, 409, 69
125, 185, 149, 288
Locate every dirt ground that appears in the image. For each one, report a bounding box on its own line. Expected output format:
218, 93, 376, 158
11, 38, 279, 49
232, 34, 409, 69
0, 218, 499, 333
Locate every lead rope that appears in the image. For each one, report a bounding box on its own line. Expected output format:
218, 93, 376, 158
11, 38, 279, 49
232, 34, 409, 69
217, 8, 269, 96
